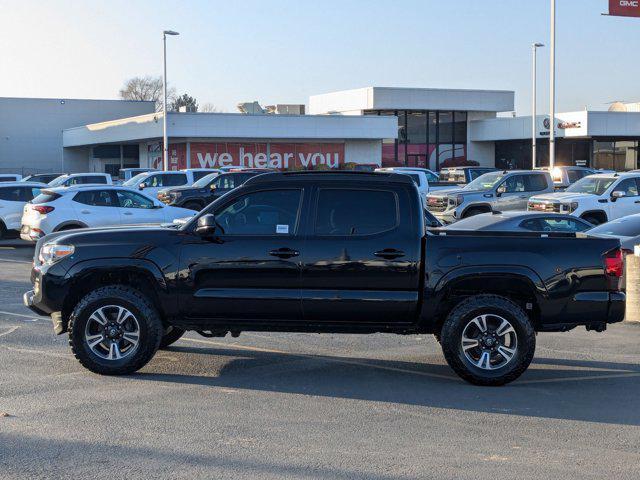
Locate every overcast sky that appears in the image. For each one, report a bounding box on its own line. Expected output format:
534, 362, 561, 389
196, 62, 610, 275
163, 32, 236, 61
0, 0, 638, 114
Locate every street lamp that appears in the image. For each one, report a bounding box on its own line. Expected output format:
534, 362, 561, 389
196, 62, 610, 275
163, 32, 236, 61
162, 30, 179, 171
531, 42, 544, 169
549, 0, 556, 170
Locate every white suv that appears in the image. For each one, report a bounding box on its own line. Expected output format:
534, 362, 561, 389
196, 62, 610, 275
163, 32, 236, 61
528, 172, 640, 225
48, 173, 112, 187
0, 182, 45, 237
122, 170, 218, 199
20, 185, 195, 241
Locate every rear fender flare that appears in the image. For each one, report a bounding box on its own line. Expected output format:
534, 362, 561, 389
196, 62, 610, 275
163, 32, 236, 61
420, 265, 547, 331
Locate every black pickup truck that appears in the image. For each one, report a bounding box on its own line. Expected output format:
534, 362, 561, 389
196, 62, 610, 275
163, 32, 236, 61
23, 172, 625, 385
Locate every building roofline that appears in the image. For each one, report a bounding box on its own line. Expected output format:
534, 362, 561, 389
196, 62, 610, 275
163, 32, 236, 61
0, 96, 154, 104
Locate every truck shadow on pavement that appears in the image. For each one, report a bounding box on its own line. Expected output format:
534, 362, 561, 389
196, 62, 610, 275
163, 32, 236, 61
136, 345, 640, 427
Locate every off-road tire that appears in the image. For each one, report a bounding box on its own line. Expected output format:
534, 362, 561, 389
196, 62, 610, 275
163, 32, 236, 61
159, 326, 185, 349
68, 285, 163, 375
183, 201, 202, 211
440, 294, 535, 386
462, 208, 487, 219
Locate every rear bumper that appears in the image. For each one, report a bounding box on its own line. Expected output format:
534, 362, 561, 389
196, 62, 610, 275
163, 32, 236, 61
20, 225, 43, 242
540, 291, 626, 331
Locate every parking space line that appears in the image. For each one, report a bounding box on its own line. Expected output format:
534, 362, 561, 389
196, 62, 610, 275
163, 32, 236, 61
0, 326, 20, 338
0, 258, 32, 264
0, 310, 44, 321
518, 372, 640, 385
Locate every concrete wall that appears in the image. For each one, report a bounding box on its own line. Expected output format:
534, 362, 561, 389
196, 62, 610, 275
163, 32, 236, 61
309, 87, 515, 115
344, 140, 382, 165
0, 97, 154, 174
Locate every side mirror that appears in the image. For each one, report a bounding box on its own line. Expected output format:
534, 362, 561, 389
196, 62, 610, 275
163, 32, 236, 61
496, 185, 506, 196
195, 214, 216, 236
611, 190, 625, 201
138, 183, 146, 191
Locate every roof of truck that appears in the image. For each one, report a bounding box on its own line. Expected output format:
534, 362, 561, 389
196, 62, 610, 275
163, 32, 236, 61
245, 170, 415, 185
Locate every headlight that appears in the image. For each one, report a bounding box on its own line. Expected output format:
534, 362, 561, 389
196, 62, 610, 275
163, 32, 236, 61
39, 244, 75, 265
560, 202, 579, 213
448, 195, 464, 207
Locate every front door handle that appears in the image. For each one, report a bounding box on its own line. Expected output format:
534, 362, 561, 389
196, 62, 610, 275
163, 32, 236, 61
269, 248, 299, 259
374, 248, 405, 259
81, 210, 90, 214
123, 212, 133, 215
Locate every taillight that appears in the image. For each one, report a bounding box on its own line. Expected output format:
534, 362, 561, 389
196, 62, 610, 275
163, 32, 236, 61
32, 205, 54, 214
604, 248, 624, 278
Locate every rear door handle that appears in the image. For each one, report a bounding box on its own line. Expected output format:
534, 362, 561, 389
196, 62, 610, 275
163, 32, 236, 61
269, 248, 299, 259
81, 210, 90, 214
374, 249, 405, 259
123, 212, 133, 215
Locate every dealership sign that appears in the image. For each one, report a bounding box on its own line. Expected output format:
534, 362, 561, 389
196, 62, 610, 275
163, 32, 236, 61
609, 0, 640, 17
150, 142, 345, 170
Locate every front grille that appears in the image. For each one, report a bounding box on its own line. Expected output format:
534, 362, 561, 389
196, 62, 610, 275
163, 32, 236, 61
426, 197, 448, 213
528, 201, 560, 212
157, 193, 171, 204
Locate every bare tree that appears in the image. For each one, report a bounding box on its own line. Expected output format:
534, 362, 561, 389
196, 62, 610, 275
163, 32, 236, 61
200, 102, 220, 113
119, 76, 176, 112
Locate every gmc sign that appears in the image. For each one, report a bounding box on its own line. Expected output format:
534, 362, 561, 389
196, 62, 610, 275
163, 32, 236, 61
609, 0, 640, 17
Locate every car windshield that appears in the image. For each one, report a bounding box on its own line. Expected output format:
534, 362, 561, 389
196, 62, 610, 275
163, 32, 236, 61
464, 172, 505, 191
192, 173, 218, 188
441, 170, 466, 183
566, 176, 616, 195
123, 173, 149, 187
588, 217, 640, 237
47, 175, 70, 187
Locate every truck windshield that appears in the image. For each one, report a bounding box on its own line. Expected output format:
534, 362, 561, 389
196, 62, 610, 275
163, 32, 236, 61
47, 175, 70, 187
464, 172, 505, 191
192, 173, 218, 188
566, 177, 615, 195
123, 173, 149, 187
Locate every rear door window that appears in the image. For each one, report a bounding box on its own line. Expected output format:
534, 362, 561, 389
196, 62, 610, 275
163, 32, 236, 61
524, 174, 548, 192
0, 187, 23, 201
314, 189, 398, 236
73, 190, 116, 207
162, 174, 188, 187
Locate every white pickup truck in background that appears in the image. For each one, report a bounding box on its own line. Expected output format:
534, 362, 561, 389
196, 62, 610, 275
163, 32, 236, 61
528, 172, 640, 225
375, 167, 456, 205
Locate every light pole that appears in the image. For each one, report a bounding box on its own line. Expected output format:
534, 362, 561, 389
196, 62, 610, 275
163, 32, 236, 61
162, 30, 179, 171
549, 0, 556, 170
531, 43, 544, 169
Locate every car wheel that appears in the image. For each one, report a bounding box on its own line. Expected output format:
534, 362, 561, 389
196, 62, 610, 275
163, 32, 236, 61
0, 221, 6, 239
159, 326, 185, 349
462, 208, 486, 218
183, 201, 202, 211
440, 295, 535, 386
68, 285, 163, 375
582, 215, 604, 226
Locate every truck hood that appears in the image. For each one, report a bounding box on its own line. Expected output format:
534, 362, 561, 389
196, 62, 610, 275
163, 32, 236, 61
529, 192, 593, 203
428, 187, 483, 199
159, 186, 204, 195
35, 225, 182, 265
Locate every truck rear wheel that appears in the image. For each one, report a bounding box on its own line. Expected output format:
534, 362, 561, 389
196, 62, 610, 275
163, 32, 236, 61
160, 326, 185, 349
68, 286, 163, 375
440, 295, 535, 386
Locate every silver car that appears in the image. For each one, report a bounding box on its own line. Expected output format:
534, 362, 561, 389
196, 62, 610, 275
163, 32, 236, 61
440, 211, 593, 233
586, 213, 640, 252
426, 170, 554, 224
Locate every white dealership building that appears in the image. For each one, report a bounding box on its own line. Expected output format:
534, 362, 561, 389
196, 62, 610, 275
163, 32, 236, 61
2, 88, 640, 176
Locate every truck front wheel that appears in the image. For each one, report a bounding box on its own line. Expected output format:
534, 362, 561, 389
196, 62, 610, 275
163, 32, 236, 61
160, 326, 185, 349
68, 286, 163, 375
440, 295, 535, 386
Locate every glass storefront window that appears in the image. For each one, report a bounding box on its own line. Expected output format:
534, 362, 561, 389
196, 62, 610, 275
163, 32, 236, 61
454, 112, 467, 143
593, 141, 616, 170
438, 112, 453, 144
407, 112, 427, 144
615, 141, 638, 171
428, 112, 437, 144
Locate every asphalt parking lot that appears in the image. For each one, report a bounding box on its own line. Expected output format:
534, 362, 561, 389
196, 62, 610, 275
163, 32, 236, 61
1, 241, 640, 479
